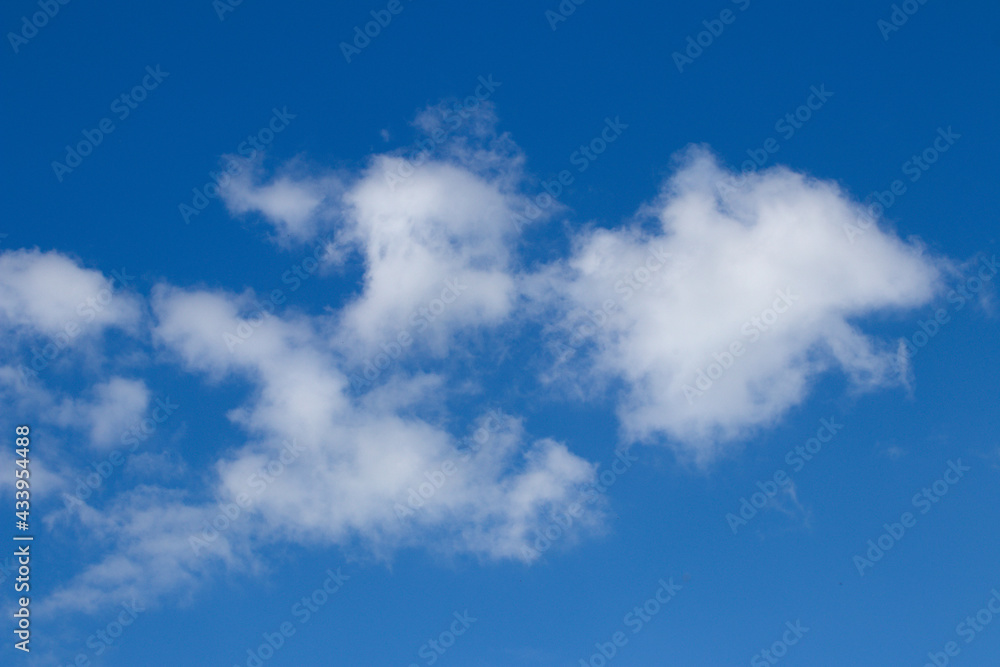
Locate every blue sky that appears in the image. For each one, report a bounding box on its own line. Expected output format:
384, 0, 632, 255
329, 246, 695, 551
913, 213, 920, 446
2, 0, 999, 665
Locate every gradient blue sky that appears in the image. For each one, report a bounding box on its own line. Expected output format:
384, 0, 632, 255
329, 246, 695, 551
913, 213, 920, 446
2, 1, 999, 666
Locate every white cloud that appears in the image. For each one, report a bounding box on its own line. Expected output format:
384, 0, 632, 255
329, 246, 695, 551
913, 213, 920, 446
150, 285, 596, 560
32, 127, 955, 614
218, 110, 531, 358
220, 158, 341, 243
534, 147, 944, 459
40, 282, 597, 611
77, 378, 151, 449
333, 158, 520, 353
0, 249, 140, 338
41, 487, 244, 615
44, 377, 150, 450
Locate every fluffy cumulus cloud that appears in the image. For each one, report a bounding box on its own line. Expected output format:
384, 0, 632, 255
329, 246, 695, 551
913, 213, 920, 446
0, 248, 140, 338
536, 147, 944, 458
12, 109, 954, 614
220, 159, 342, 243
43, 277, 601, 610
53, 377, 151, 449
333, 158, 521, 351
42, 488, 244, 614
151, 285, 596, 561
219, 106, 528, 356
